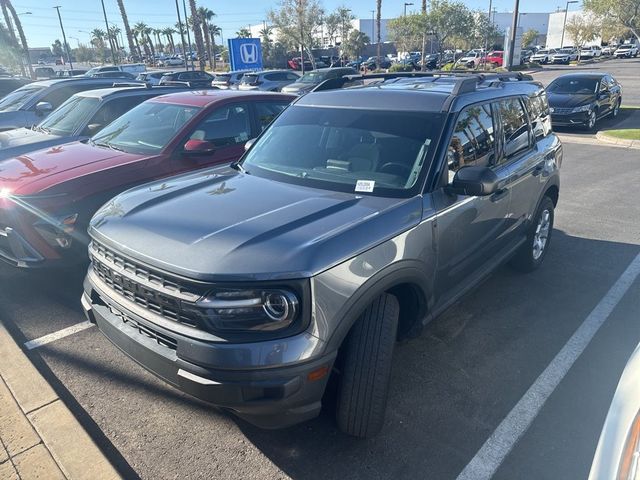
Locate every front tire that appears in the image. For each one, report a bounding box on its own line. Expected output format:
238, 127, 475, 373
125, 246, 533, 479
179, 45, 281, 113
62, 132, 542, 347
612, 98, 621, 118
510, 196, 554, 273
584, 109, 597, 131
336, 293, 399, 438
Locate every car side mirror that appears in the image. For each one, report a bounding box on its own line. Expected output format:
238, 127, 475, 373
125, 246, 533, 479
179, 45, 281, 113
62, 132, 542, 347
35, 101, 53, 116
449, 166, 499, 196
184, 138, 216, 154
86, 123, 102, 133
244, 138, 256, 151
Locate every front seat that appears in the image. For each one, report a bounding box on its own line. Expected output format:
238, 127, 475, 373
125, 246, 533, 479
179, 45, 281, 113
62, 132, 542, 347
345, 136, 380, 172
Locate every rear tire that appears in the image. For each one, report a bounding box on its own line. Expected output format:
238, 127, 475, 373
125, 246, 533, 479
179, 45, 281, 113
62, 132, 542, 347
510, 196, 554, 273
336, 293, 399, 438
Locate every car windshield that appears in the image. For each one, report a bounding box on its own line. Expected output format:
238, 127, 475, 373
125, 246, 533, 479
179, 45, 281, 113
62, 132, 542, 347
298, 71, 330, 83
242, 105, 444, 196
618, 45, 631, 50
0, 85, 44, 112
537, 50, 549, 55
547, 77, 599, 94
240, 74, 259, 84
38, 95, 99, 136
213, 74, 230, 82
91, 101, 201, 155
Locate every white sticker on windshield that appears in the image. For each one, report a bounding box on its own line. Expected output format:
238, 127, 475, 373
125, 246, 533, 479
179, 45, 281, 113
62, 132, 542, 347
355, 180, 375, 193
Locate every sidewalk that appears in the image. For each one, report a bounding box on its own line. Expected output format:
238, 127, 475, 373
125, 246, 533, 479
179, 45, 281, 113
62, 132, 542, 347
0, 320, 120, 480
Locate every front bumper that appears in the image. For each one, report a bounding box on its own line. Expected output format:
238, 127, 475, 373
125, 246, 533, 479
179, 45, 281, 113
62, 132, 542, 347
0, 226, 46, 267
83, 272, 335, 429
550, 111, 590, 127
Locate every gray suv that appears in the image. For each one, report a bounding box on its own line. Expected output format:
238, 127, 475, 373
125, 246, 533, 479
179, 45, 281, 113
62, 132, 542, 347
82, 72, 561, 437
238, 70, 300, 91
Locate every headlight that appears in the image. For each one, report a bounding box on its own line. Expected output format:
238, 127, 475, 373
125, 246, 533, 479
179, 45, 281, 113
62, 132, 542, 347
191, 287, 300, 332
572, 104, 593, 113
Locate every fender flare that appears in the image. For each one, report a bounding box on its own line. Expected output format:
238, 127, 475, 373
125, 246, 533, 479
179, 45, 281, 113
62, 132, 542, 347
322, 260, 432, 353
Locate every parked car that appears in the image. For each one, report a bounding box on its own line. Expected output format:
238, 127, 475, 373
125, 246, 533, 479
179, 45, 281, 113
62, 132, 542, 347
0, 90, 295, 267
485, 50, 504, 67
520, 49, 534, 63
0, 77, 32, 99
211, 71, 247, 90
281, 67, 357, 95
287, 57, 313, 71
0, 85, 188, 161
547, 73, 622, 130
601, 44, 618, 55
33, 67, 56, 79
85, 64, 147, 76
158, 56, 185, 67
589, 343, 640, 480
81, 72, 560, 437
238, 70, 300, 92
614, 43, 639, 58
457, 51, 485, 68
420, 53, 441, 70
530, 49, 557, 64
159, 70, 215, 88
135, 70, 174, 86
551, 48, 578, 64
579, 46, 602, 59
88, 71, 137, 80
55, 69, 88, 77
361, 57, 392, 71
0, 78, 117, 132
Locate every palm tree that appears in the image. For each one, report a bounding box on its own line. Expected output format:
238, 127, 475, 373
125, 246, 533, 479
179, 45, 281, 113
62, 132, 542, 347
236, 27, 251, 38
197, 7, 215, 70
142, 24, 156, 62
208, 23, 221, 69
188, 0, 206, 70
153, 28, 163, 53
108, 25, 121, 54
134, 22, 149, 60
163, 27, 176, 54
115, 0, 138, 62
0, 2, 16, 44
91, 28, 107, 62
376, 0, 382, 63
3, 0, 32, 77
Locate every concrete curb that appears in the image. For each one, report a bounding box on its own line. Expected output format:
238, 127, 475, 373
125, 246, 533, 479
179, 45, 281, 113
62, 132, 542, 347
0, 320, 121, 480
596, 131, 640, 149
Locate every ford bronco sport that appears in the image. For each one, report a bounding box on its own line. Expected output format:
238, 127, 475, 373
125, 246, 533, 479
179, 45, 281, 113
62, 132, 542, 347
82, 72, 561, 437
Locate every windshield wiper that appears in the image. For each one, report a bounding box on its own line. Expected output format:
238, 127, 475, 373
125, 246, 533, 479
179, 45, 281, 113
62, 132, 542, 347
230, 161, 249, 174
94, 141, 126, 152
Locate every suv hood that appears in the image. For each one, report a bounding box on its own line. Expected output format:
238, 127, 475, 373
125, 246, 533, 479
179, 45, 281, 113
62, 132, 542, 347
90, 168, 423, 282
0, 141, 142, 195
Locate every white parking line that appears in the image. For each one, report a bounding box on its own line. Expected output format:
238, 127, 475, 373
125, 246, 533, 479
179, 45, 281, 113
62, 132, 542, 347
24, 321, 94, 350
457, 251, 640, 480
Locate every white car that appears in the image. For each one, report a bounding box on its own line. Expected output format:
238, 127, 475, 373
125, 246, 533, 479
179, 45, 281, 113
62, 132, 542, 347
580, 46, 602, 59
614, 43, 639, 58
159, 57, 184, 67
456, 51, 484, 68
601, 45, 617, 55
530, 49, 557, 64
551, 48, 578, 64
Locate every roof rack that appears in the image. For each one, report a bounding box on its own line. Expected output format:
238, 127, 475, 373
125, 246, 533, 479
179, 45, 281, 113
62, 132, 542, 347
111, 82, 150, 89
311, 70, 533, 95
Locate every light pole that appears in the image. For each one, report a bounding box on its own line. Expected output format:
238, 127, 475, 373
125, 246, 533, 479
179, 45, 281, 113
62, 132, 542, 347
53, 6, 73, 69
404, 2, 414, 16
174, 0, 188, 68
340, 8, 351, 65
560, 1, 578, 48
99, 0, 117, 64
182, 0, 194, 70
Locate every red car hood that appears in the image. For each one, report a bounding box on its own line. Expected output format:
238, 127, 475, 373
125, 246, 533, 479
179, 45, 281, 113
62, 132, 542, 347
0, 141, 144, 195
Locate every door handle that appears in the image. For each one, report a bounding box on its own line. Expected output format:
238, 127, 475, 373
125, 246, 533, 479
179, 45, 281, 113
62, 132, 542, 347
491, 188, 508, 202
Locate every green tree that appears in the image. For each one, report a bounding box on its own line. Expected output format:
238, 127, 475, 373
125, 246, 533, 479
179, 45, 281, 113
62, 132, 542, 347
388, 14, 424, 54
235, 27, 251, 38
335, 6, 355, 45
522, 28, 539, 48
260, 25, 274, 65
324, 12, 341, 45
51, 39, 64, 57
208, 23, 221, 69
268, 0, 325, 70
2, 0, 32, 77
566, 15, 601, 61
74, 43, 96, 62
163, 27, 176, 54
188, 0, 206, 70
115, 0, 138, 61
198, 7, 216, 70
425, 0, 474, 55
91, 28, 108, 62
343, 29, 369, 59
583, 0, 640, 43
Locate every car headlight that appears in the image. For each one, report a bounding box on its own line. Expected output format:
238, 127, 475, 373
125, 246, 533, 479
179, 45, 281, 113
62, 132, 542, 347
190, 287, 301, 332
571, 104, 593, 113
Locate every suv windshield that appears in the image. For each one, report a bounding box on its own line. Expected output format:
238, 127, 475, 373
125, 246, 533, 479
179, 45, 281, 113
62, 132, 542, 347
38, 95, 99, 136
242, 105, 444, 196
547, 77, 598, 94
240, 74, 259, 85
617, 45, 631, 50
213, 74, 230, 82
0, 85, 44, 112
298, 71, 330, 83
91, 101, 201, 155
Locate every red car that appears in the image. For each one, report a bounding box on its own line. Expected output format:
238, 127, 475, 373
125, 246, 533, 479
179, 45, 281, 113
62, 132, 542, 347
485, 51, 504, 67
0, 90, 294, 267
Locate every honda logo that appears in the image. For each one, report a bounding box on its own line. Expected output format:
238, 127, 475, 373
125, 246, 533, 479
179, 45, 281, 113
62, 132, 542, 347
240, 43, 258, 64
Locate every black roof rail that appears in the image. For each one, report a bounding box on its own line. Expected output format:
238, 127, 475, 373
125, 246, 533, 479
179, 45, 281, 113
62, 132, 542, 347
312, 70, 534, 94
111, 82, 150, 88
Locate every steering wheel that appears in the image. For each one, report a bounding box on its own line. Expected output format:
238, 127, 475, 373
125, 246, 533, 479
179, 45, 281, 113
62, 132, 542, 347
378, 162, 411, 177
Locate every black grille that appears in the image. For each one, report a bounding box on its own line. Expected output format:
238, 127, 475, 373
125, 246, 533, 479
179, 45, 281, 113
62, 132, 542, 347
107, 303, 177, 350
90, 241, 205, 330
551, 107, 574, 115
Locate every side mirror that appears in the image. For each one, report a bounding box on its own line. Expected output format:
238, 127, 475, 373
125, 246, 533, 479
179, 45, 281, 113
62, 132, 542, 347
244, 138, 256, 151
86, 123, 102, 133
450, 166, 499, 196
183, 138, 216, 154
35, 101, 53, 116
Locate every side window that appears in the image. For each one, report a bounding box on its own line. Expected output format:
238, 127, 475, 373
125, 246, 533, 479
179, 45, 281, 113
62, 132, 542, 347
286, 72, 300, 81
264, 73, 280, 81
82, 95, 148, 135
178, 72, 193, 81
496, 98, 531, 161
447, 103, 495, 178
189, 104, 251, 147
41, 85, 102, 109
599, 78, 608, 92
255, 102, 289, 132
525, 92, 551, 140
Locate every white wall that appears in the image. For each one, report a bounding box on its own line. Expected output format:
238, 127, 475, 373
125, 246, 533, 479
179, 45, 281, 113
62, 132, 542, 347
546, 10, 602, 48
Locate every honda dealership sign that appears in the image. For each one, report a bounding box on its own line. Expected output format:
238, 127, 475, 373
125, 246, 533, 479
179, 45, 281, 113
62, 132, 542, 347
228, 38, 263, 71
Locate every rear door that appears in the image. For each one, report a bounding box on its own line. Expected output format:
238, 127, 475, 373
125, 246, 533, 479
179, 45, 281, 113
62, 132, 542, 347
432, 102, 512, 301
596, 77, 613, 116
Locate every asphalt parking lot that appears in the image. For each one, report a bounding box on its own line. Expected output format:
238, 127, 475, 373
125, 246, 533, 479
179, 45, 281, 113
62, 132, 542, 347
1, 58, 639, 480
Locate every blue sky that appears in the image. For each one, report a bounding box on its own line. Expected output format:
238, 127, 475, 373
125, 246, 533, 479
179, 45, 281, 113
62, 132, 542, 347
12, 0, 570, 49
